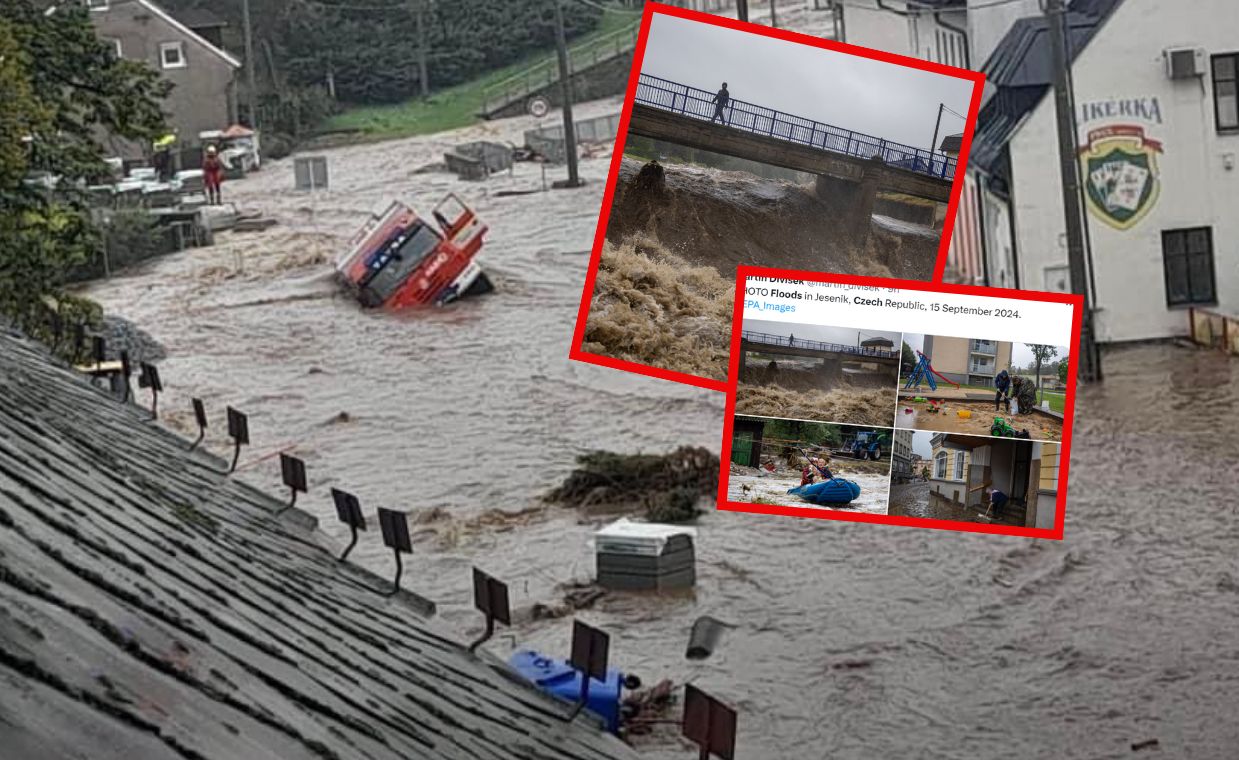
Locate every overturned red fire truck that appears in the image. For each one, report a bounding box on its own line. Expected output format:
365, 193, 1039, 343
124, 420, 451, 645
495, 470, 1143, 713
335, 194, 493, 308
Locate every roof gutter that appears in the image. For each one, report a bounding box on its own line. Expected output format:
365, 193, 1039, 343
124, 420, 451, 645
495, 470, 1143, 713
932, 10, 971, 69
875, 1, 912, 17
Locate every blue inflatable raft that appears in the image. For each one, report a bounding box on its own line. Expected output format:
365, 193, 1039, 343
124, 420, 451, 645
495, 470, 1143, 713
787, 478, 861, 506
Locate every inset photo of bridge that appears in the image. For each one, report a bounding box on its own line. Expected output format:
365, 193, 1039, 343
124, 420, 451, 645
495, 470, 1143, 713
579, 6, 981, 384
735, 319, 902, 428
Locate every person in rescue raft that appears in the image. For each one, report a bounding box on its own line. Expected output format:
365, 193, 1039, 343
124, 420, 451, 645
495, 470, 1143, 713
799, 454, 834, 486
1009, 374, 1038, 415
710, 82, 730, 124
994, 369, 1011, 411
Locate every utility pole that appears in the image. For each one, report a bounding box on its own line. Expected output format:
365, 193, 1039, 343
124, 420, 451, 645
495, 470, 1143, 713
415, 0, 430, 98
737, 0, 749, 23
769, 0, 777, 28
552, 0, 581, 187
1046, 0, 1102, 382
930, 102, 944, 158
242, 0, 258, 127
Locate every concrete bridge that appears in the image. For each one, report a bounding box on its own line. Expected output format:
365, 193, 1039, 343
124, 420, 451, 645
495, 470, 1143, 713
740, 331, 900, 377
628, 75, 956, 235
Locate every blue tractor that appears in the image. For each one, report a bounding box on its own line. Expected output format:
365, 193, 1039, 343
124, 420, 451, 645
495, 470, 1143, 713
840, 431, 886, 461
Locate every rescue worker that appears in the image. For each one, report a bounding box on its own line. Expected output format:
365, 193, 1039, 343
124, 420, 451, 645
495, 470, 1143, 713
151, 133, 177, 182
1009, 374, 1038, 414
994, 369, 1011, 411
202, 145, 224, 205
710, 82, 730, 124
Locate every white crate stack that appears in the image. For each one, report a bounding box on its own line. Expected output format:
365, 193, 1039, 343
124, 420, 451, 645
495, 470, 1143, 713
593, 519, 697, 591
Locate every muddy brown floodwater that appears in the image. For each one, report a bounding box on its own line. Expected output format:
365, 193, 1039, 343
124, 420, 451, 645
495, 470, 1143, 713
80, 101, 1239, 757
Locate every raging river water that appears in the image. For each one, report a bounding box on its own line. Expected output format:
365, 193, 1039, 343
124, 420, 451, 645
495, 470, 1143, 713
79, 102, 1239, 758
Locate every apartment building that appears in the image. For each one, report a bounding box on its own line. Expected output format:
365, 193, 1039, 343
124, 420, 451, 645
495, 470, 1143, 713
921, 335, 1013, 387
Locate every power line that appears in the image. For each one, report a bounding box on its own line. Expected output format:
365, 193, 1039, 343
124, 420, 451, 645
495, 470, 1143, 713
941, 104, 968, 121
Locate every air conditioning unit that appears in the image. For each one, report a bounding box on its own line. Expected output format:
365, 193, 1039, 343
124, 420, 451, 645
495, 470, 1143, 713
1164, 47, 1206, 79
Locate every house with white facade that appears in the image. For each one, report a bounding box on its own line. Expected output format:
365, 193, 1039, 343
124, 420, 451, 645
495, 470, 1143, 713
930, 433, 1059, 529
842, 0, 1239, 343
971, 0, 1239, 341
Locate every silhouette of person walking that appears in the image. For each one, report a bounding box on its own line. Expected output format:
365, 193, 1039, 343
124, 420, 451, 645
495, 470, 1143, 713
710, 82, 730, 124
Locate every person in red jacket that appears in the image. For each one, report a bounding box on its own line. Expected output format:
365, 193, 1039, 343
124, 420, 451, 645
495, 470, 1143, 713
202, 145, 224, 205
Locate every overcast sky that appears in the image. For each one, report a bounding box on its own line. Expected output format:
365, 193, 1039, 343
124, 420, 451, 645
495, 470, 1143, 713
641, 14, 975, 150
911, 431, 935, 460
745, 320, 899, 347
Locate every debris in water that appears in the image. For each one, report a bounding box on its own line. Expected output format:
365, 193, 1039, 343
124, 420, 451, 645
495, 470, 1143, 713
1131, 738, 1160, 752
622, 678, 676, 736
530, 582, 608, 620
544, 447, 718, 520
582, 236, 733, 380
736, 382, 897, 428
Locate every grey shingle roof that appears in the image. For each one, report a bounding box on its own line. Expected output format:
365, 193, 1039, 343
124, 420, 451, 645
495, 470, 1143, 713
937, 133, 963, 154
0, 329, 638, 760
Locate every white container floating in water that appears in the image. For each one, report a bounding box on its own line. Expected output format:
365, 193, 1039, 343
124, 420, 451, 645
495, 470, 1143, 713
594, 518, 696, 591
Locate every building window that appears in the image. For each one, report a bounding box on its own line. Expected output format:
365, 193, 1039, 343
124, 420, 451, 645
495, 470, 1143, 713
954, 452, 965, 480
935, 452, 947, 479
85, 0, 109, 10
160, 41, 187, 70
103, 37, 122, 59
1213, 53, 1239, 132
1162, 227, 1216, 307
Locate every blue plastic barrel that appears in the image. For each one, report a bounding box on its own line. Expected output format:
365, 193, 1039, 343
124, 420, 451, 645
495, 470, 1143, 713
508, 650, 624, 733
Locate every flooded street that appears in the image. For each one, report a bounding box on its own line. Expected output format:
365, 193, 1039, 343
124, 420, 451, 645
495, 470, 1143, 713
80, 105, 1239, 757
887, 480, 930, 517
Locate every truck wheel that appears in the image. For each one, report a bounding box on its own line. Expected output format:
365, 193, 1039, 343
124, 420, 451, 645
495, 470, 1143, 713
871, 446, 883, 461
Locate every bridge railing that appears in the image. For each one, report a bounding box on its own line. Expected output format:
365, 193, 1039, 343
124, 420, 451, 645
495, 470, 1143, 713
742, 330, 899, 359
635, 74, 957, 180
481, 23, 639, 116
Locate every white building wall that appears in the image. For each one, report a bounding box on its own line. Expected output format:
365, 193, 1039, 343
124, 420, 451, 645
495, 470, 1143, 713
982, 186, 1017, 289
838, 0, 913, 56
908, 8, 967, 68
1008, 0, 1239, 342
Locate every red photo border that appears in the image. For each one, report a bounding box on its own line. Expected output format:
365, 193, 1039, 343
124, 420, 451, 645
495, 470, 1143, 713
719, 265, 1082, 540
568, 2, 987, 393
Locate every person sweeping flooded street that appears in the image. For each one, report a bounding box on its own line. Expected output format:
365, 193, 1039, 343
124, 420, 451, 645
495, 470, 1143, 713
1009, 374, 1038, 414
995, 369, 1011, 411
203, 145, 224, 205
710, 82, 730, 124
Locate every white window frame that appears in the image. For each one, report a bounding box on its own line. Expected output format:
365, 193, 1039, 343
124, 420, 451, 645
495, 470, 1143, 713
954, 452, 965, 480
935, 452, 947, 479
86, 0, 110, 11
103, 37, 122, 58
159, 41, 187, 70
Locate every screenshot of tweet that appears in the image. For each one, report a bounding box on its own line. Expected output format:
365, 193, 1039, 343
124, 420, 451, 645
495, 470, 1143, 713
720, 268, 1082, 538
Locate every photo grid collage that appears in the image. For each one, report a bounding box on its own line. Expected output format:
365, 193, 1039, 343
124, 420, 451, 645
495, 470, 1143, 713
727, 317, 1068, 530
